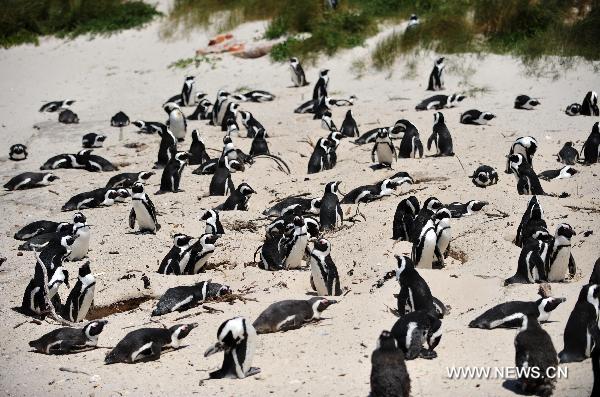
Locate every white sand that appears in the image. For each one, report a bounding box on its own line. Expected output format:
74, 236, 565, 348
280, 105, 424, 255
0, 5, 599, 397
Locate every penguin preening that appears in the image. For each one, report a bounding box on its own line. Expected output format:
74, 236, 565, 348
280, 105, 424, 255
188, 98, 212, 120
427, 112, 454, 156
559, 283, 600, 363
514, 195, 549, 248
506, 136, 538, 174
370, 331, 411, 397
129, 182, 160, 233
185, 234, 219, 274
508, 153, 546, 195
289, 57, 309, 87
152, 281, 231, 316
62, 261, 95, 322
395, 120, 424, 158
394, 255, 443, 318
21, 254, 70, 316
469, 297, 566, 329
471, 165, 499, 188
582, 122, 600, 164
556, 142, 579, 165
390, 310, 442, 360
29, 320, 108, 354
309, 238, 342, 296
427, 57, 445, 91
9, 144, 28, 161
4, 172, 59, 191
253, 297, 337, 334
392, 196, 420, 241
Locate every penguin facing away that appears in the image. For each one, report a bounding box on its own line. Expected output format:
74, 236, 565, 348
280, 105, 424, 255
189, 129, 211, 165
581, 91, 599, 116
582, 122, 600, 164
319, 181, 343, 230
62, 261, 95, 322
392, 196, 420, 241
559, 283, 600, 363
129, 182, 160, 233
340, 109, 359, 137
309, 238, 342, 296
556, 142, 579, 165
427, 112, 454, 156
370, 330, 411, 397
253, 297, 337, 334
427, 57, 445, 91
29, 320, 108, 354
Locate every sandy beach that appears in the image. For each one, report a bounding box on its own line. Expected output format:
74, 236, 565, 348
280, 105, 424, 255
0, 2, 599, 396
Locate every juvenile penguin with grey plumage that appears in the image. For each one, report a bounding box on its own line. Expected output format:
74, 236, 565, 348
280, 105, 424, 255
427, 112, 454, 156
29, 320, 108, 354
370, 330, 411, 397
390, 310, 442, 360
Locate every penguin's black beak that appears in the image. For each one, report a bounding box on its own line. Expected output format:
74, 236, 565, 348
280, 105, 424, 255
204, 342, 224, 357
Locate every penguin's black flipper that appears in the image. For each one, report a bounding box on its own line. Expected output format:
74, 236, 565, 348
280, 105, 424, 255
128, 208, 136, 229
568, 254, 577, 278
427, 133, 435, 151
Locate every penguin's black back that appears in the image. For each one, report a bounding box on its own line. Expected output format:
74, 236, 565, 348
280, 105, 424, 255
105, 328, 171, 363
319, 192, 340, 229
370, 338, 411, 397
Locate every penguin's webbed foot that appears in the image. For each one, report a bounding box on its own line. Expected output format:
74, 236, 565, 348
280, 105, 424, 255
245, 367, 261, 377
419, 349, 437, 360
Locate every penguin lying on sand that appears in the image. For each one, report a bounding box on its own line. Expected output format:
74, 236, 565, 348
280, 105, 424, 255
82, 133, 106, 148
253, 297, 337, 334
370, 331, 411, 397
58, 109, 79, 124
14, 220, 69, 241
29, 320, 108, 354
444, 200, 487, 218
538, 166, 577, 181
415, 93, 465, 111
152, 281, 231, 316
263, 195, 320, 218
40, 100, 75, 113
9, 144, 28, 161
471, 165, 498, 188
460, 109, 495, 125
215, 183, 256, 211
341, 179, 401, 205
106, 171, 154, 189
469, 296, 566, 329
556, 142, 579, 165
514, 95, 540, 110
62, 188, 120, 211
4, 172, 59, 191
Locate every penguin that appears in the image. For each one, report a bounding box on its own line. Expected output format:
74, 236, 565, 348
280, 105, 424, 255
515, 196, 548, 248
110, 111, 130, 127
152, 281, 231, 316
406, 14, 419, 30
445, 200, 488, 218
294, 97, 319, 114
341, 179, 400, 205
313, 69, 329, 101
249, 128, 269, 156
320, 110, 337, 132
312, 96, 332, 119
62, 262, 95, 322
326, 131, 342, 168
506, 136, 538, 173
9, 144, 28, 161
75, 149, 118, 172
253, 297, 337, 334
188, 98, 212, 120
106, 171, 154, 189
29, 319, 108, 354
353, 127, 383, 145
221, 136, 238, 163
164, 102, 187, 142
220, 102, 239, 132
372, 128, 397, 167
39, 100, 75, 113
508, 154, 546, 195
157, 234, 194, 275
340, 109, 359, 137
392, 196, 420, 241
82, 133, 106, 148
565, 103, 581, 116
309, 238, 342, 296
427, 112, 454, 156
40, 153, 76, 170
67, 212, 91, 261
471, 165, 498, 188
225, 117, 241, 138
105, 323, 198, 364
505, 239, 547, 285
433, 208, 451, 265
14, 220, 66, 241
204, 317, 260, 379
38, 235, 75, 270
582, 122, 600, 164
151, 123, 177, 169
460, 109, 495, 125
209, 157, 237, 197
62, 188, 119, 211
514, 313, 559, 396
17, 224, 72, 251
181, 76, 197, 107
426, 57, 445, 91
21, 258, 69, 316
239, 111, 266, 138
4, 172, 59, 191
559, 283, 600, 363
556, 142, 579, 165
58, 109, 79, 124
320, 181, 343, 230
396, 120, 424, 158
590, 258, 600, 285
217, 182, 255, 211
263, 196, 320, 218
412, 216, 444, 269
211, 90, 230, 126
279, 216, 309, 270
469, 297, 566, 329
188, 130, 211, 166
185, 234, 219, 274
538, 166, 578, 181
394, 255, 440, 317
157, 151, 189, 194
201, 209, 225, 236
544, 223, 577, 282
307, 137, 332, 174
581, 91, 599, 116
132, 120, 162, 134
514, 95, 541, 110
129, 182, 160, 233
257, 229, 286, 271
232, 90, 275, 103
410, 197, 443, 243
415, 93, 465, 111
289, 57, 309, 87
370, 330, 411, 397
390, 310, 442, 360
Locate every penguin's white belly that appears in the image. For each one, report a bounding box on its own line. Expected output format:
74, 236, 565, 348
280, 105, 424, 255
377, 146, 394, 164
547, 248, 570, 281
285, 235, 308, 269
170, 116, 186, 139
238, 325, 257, 377
12, 152, 26, 160
437, 227, 451, 254
417, 231, 437, 268
290, 68, 300, 86
193, 251, 214, 274
310, 259, 328, 295
68, 231, 90, 261
133, 201, 156, 231
77, 285, 95, 322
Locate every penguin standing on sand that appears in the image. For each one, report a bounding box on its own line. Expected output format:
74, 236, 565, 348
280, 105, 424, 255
370, 331, 411, 397
186, 234, 219, 274
307, 138, 331, 174
129, 182, 160, 233
22, 256, 69, 315
427, 57, 445, 91
581, 91, 599, 116
4, 172, 59, 191
390, 310, 442, 359
559, 283, 600, 363
506, 136, 538, 173
217, 182, 256, 211
220, 102, 239, 132
309, 238, 342, 296
433, 208, 451, 265
410, 197, 443, 243
204, 317, 260, 379
188, 98, 212, 120
158, 151, 189, 194
313, 69, 329, 101
396, 120, 424, 158
29, 320, 108, 354
189, 130, 211, 165
239, 111, 266, 138
62, 262, 95, 322
372, 128, 397, 168
392, 196, 420, 241
320, 181, 343, 230
211, 90, 230, 126
152, 281, 230, 316
253, 297, 336, 334
67, 212, 90, 261
340, 109, 359, 137
469, 297, 566, 329
471, 165, 498, 188
427, 112, 454, 156
9, 144, 28, 161
289, 57, 308, 87
556, 142, 579, 165
582, 122, 600, 164
105, 323, 198, 364
164, 102, 187, 141
514, 313, 559, 396
210, 157, 239, 196
508, 154, 546, 195
515, 95, 540, 110
201, 210, 224, 236
280, 216, 309, 270
249, 128, 269, 156
412, 216, 444, 269
157, 234, 194, 275
394, 255, 439, 317
151, 123, 177, 169
181, 76, 197, 106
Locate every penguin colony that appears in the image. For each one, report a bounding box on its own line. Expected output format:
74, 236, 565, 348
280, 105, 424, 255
2, 15, 600, 397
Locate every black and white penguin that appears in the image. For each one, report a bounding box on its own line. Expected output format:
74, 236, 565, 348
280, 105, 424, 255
320, 181, 343, 230
58, 109, 79, 124
469, 297, 566, 329
239, 110, 266, 138
372, 128, 397, 167
188, 98, 212, 120
181, 76, 197, 107
105, 323, 198, 364
185, 234, 219, 274
559, 283, 600, 363
307, 137, 331, 174
257, 226, 285, 271
514, 313, 559, 396
4, 172, 59, 191
129, 182, 160, 233
433, 208, 451, 266
211, 90, 230, 126
67, 212, 91, 261
29, 319, 107, 354
39, 100, 75, 113
253, 297, 336, 334
209, 157, 238, 197
460, 109, 495, 125
21, 258, 69, 316
325, 131, 342, 168
17, 223, 72, 251
106, 171, 154, 189
37, 235, 74, 269
151, 123, 177, 169
188, 130, 211, 165
582, 122, 600, 164
412, 215, 444, 269
235, 90, 275, 103
309, 238, 342, 296
471, 165, 499, 188
538, 165, 578, 181
506, 136, 538, 173
40, 153, 75, 170
204, 317, 260, 378
61, 188, 119, 211
152, 281, 231, 316
201, 209, 224, 235
82, 133, 106, 148
370, 330, 411, 397
75, 149, 117, 172
392, 196, 420, 241
395, 120, 424, 158
427, 112, 454, 156
427, 57, 445, 91
62, 262, 95, 322
394, 255, 439, 317
164, 102, 187, 141
132, 120, 162, 134
216, 182, 256, 211
157, 234, 194, 275
342, 178, 401, 205
415, 93, 465, 111
313, 69, 330, 101
280, 216, 309, 270
157, 151, 189, 194
390, 310, 442, 360
353, 127, 385, 145
515, 196, 548, 248
289, 57, 309, 87
514, 95, 541, 110
220, 102, 240, 132
110, 111, 130, 128
340, 109, 359, 137
509, 153, 546, 195
14, 220, 66, 241
565, 103, 582, 116
321, 110, 337, 132
9, 144, 28, 161
249, 128, 269, 156
445, 200, 488, 218
556, 142, 579, 165
581, 91, 599, 116
263, 196, 320, 218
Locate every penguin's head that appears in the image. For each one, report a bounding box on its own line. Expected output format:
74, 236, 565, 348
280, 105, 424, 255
376, 128, 389, 139
106, 189, 119, 201
139, 171, 155, 181
131, 182, 145, 194
399, 196, 420, 215
311, 297, 337, 313
483, 112, 496, 121
591, 91, 598, 105
239, 110, 251, 122
584, 284, 600, 306
467, 200, 488, 212
44, 173, 60, 183
163, 102, 180, 113
216, 284, 232, 297
436, 57, 445, 65
537, 297, 566, 315
175, 151, 190, 163
593, 122, 599, 135
229, 159, 245, 172
565, 103, 581, 116
325, 181, 341, 194
191, 129, 200, 141
292, 216, 305, 228
376, 330, 399, 351
310, 199, 321, 213
173, 233, 193, 247
390, 171, 414, 185
169, 323, 198, 343
394, 255, 414, 279
62, 235, 75, 248
508, 153, 525, 171
238, 183, 256, 196
313, 238, 331, 255
132, 120, 145, 129
78, 261, 92, 277
96, 134, 107, 143
423, 197, 442, 211
73, 212, 87, 225
10, 144, 27, 155
281, 204, 302, 218
200, 233, 219, 247
556, 223, 576, 239
320, 69, 329, 77
290, 57, 298, 64
200, 210, 215, 221
223, 135, 233, 145
116, 188, 130, 199
84, 319, 108, 338
65, 100, 76, 107
185, 76, 195, 82
433, 112, 444, 124
329, 131, 342, 145
434, 208, 452, 221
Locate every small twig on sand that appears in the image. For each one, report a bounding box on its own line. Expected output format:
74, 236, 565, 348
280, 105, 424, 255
59, 367, 90, 375
48, 190, 60, 196
565, 205, 600, 214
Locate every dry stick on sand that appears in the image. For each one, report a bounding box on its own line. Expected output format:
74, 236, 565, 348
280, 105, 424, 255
564, 205, 600, 214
